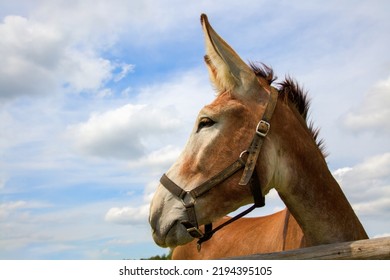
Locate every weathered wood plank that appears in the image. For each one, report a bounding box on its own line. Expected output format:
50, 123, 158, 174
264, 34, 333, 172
228, 237, 390, 260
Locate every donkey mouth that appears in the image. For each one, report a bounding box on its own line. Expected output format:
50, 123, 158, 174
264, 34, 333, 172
152, 220, 193, 248
151, 220, 178, 248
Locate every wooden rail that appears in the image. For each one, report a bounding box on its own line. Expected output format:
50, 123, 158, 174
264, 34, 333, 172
228, 237, 390, 260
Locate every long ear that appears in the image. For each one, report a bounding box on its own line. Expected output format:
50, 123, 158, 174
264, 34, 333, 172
201, 14, 265, 100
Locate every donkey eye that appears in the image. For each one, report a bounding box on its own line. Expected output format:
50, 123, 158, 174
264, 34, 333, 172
197, 117, 215, 132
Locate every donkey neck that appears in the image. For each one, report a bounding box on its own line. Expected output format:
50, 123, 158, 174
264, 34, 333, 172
270, 101, 368, 246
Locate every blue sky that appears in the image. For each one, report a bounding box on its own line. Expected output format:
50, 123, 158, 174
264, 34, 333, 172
1, 0, 389, 259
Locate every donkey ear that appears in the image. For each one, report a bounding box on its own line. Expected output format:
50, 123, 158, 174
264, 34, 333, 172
201, 14, 265, 100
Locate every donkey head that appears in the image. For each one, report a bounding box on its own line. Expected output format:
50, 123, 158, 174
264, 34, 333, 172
149, 14, 276, 248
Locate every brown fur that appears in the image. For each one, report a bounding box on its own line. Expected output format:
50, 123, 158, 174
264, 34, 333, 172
172, 208, 305, 259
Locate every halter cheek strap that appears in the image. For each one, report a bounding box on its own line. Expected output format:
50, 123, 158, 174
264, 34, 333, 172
160, 87, 279, 250
239, 86, 279, 185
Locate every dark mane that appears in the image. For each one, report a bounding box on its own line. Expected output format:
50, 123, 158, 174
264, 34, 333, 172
250, 62, 277, 84
278, 78, 310, 120
250, 63, 326, 156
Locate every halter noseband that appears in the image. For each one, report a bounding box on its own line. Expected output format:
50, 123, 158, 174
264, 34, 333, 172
160, 87, 278, 250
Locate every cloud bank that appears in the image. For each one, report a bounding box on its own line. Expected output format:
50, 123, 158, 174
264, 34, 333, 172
1, 0, 389, 259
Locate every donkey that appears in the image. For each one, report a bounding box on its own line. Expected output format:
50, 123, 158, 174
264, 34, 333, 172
149, 14, 368, 257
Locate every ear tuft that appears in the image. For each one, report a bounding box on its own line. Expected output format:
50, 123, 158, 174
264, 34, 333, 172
201, 14, 265, 100
204, 54, 236, 94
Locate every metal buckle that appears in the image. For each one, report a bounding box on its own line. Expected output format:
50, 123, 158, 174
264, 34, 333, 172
186, 226, 204, 239
181, 221, 204, 238
256, 120, 270, 137
180, 191, 196, 208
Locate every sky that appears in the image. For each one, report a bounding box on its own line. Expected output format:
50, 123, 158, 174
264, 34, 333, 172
0, 0, 389, 260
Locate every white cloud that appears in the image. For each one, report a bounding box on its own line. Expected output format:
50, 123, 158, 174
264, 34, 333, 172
343, 76, 390, 134
331, 154, 390, 237
27, 0, 210, 49
104, 204, 149, 225
59, 48, 114, 93
136, 68, 213, 124
0, 200, 52, 220
334, 153, 390, 187
113, 63, 135, 82
65, 67, 213, 163
0, 198, 156, 259
67, 104, 181, 160
353, 198, 390, 216
333, 153, 390, 218
0, 201, 27, 219
0, 13, 133, 101
127, 145, 181, 173
373, 233, 390, 238
0, 15, 62, 99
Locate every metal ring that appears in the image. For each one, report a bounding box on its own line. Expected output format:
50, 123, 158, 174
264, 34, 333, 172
239, 150, 249, 159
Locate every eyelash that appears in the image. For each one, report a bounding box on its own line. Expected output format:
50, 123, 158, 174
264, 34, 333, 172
197, 117, 216, 132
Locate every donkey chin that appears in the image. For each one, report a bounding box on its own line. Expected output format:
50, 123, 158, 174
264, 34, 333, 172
151, 219, 194, 248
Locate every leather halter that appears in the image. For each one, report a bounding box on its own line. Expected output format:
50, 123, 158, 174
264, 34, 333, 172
160, 86, 279, 250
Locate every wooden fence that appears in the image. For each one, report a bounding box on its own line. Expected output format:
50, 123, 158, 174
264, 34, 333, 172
228, 236, 390, 260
